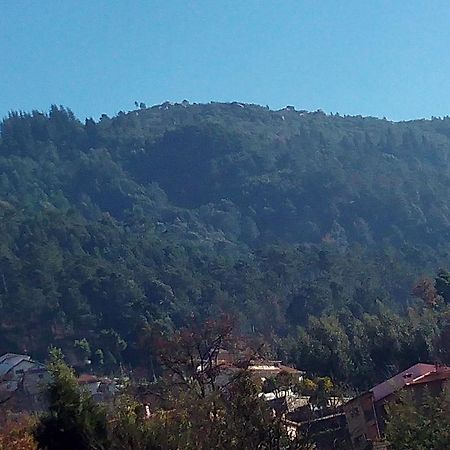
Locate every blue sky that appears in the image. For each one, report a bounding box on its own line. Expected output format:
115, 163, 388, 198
1, 0, 449, 121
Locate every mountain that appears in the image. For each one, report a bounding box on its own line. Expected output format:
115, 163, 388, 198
2, 102, 450, 387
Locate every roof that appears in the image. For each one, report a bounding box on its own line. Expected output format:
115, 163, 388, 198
26, 365, 47, 374
0, 353, 32, 377
0, 353, 30, 364
78, 374, 100, 384
278, 364, 304, 375
214, 350, 304, 375
78, 374, 114, 385
371, 363, 446, 402
248, 361, 303, 375
408, 368, 450, 386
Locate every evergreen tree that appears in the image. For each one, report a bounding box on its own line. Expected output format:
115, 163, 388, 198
34, 349, 110, 450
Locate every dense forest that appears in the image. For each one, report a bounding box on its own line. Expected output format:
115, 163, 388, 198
2, 101, 450, 389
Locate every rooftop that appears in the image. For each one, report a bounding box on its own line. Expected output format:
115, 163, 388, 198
0, 353, 31, 364
371, 363, 450, 402
0, 353, 33, 378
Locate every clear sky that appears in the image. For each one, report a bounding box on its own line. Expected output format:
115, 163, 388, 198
1, 0, 450, 121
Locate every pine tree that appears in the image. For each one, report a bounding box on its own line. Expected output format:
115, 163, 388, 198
34, 349, 110, 450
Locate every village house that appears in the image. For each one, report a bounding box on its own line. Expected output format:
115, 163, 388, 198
78, 374, 118, 403
279, 392, 352, 449
0, 353, 40, 384
210, 351, 353, 449
344, 363, 450, 450
248, 360, 304, 383
285, 410, 350, 450
0, 353, 51, 411
208, 349, 305, 391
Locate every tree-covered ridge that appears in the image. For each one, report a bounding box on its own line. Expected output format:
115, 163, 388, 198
2, 103, 450, 387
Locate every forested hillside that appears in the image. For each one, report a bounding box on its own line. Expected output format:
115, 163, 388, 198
2, 102, 450, 388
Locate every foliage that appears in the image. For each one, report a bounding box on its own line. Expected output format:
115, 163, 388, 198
107, 396, 159, 450
137, 321, 312, 450
3, 103, 450, 387
34, 348, 110, 450
32, 333, 310, 450
0, 414, 38, 450
385, 388, 450, 449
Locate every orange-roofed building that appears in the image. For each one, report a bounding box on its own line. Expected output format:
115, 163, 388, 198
344, 363, 450, 450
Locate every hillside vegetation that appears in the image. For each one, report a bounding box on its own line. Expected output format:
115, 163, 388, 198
2, 102, 450, 387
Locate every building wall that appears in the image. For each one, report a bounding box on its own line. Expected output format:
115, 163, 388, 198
345, 377, 450, 450
344, 392, 380, 450
23, 368, 52, 396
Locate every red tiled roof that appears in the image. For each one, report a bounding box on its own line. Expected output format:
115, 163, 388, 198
78, 374, 99, 384
78, 374, 115, 385
371, 363, 449, 402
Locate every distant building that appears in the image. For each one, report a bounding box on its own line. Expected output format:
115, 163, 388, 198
247, 360, 304, 383
344, 363, 450, 450
0, 353, 51, 411
197, 349, 304, 392
0, 353, 122, 412
23, 366, 51, 398
78, 374, 118, 403
0, 353, 38, 383
285, 411, 350, 450
208, 350, 304, 386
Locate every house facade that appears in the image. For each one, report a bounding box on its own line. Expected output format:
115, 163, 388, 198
0, 353, 51, 411
344, 363, 450, 450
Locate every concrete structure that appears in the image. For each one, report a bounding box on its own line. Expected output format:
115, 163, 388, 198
344, 363, 450, 450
